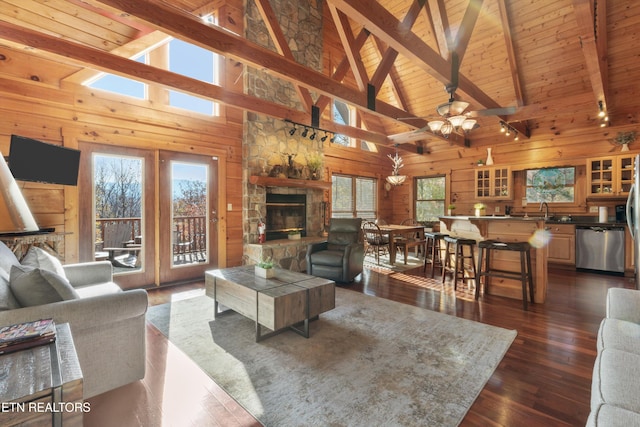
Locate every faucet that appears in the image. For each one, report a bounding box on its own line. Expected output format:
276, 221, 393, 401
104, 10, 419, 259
539, 201, 549, 219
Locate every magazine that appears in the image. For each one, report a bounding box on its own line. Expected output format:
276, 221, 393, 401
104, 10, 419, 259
0, 318, 56, 355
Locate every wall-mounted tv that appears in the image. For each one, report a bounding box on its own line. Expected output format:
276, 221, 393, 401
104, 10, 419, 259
9, 135, 81, 186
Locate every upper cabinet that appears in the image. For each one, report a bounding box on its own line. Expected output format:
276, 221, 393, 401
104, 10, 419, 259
475, 166, 512, 200
587, 155, 635, 198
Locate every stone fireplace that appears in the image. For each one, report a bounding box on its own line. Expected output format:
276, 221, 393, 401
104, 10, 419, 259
241, 0, 326, 271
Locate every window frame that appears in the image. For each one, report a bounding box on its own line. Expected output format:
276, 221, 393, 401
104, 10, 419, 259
414, 175, 447, 223
331, 174, 378, 220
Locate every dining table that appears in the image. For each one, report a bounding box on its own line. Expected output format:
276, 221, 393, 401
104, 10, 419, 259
377, 224, 426, 264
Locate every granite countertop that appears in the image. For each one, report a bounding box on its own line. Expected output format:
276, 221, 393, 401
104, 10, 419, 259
439, 215, 627, 228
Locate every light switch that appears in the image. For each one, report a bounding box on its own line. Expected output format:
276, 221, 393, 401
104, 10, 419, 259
227, 203, 233, 211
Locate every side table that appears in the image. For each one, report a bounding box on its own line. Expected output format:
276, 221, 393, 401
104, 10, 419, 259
0, 323, 84, 426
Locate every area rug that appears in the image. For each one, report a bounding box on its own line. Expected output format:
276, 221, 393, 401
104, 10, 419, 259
147, 288, 516, 427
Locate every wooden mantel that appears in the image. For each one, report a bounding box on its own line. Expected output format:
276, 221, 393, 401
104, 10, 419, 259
249, 175, 331, 190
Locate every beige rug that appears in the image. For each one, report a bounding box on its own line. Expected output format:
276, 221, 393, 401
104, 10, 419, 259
147, 288, 516, 427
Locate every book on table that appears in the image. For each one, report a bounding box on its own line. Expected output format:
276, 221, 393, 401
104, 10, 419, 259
0, 318, 57, 355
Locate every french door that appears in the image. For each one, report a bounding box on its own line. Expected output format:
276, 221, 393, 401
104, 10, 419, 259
158, 150, 218, 284
79, 143, 219, 288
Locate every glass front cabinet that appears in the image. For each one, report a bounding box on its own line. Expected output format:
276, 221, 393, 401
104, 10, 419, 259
587, 155, 635, 197
475, 166, 512, 200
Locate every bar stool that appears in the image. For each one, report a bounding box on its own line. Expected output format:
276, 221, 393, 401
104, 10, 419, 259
423, 232, 448, 278
475, 240, 535, 310
441, 236, 477, 290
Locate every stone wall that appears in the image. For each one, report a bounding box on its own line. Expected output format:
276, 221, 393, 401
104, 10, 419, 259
242, 0, 326, 269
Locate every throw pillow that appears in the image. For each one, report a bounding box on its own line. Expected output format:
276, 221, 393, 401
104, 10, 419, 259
9, 265, 79, 307
21, 246, 67, 278
0, 241, 20, 275
0, 270, 21, 311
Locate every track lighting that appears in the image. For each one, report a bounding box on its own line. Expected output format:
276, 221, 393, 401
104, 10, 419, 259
283, 119, 335, 143
598, 100, 609, 127
499, 121, 519, 141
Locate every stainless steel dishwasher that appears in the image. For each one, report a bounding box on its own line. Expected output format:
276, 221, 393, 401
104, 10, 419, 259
575, 226, 625, 274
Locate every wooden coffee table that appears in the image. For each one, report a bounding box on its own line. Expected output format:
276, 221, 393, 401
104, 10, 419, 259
205, 266, 335, 341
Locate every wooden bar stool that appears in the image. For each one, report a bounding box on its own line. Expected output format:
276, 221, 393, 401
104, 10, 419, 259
423, 232, 448, 278
475, 240, 535, 310
441, 236, 477, 290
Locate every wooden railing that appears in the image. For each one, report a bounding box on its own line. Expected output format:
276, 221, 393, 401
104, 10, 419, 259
95, 216, 207, 259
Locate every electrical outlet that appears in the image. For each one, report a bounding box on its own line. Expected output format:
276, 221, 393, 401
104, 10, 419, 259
589, 206, 598, 213
227, 203, 233, 211
495, 206, 500, 213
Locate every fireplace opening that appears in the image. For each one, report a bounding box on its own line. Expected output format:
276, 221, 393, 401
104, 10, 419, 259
265, 194, 306, 241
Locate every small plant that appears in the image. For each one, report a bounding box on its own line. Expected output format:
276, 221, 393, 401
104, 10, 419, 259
611, 131, 636, 146
474, 203, 486, 210
306, 153, 323, 172
288, 230, 301, 235
257, 257, 273, 269
448, 204, 456, 210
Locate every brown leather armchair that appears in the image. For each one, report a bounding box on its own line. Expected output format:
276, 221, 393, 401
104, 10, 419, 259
306, 218, 364, 283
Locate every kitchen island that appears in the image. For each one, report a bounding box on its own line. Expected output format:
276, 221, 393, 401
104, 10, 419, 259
439, 215, 548, 303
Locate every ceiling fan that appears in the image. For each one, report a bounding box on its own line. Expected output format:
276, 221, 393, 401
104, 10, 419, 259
392, 52, 517, 142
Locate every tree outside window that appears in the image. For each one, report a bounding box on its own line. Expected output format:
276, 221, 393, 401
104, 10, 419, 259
415, 176, 446, 222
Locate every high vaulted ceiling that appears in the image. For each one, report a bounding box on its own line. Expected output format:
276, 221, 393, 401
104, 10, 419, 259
0, 0, 638, 152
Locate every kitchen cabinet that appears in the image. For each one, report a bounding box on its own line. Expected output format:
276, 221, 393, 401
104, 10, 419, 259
475, 166, 511, 199
587, 155, 635, 197
547, 223, 575, 265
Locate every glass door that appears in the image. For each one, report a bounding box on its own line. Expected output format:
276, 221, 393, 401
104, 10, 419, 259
78, 143, 156, 289
159, 151, 218, 284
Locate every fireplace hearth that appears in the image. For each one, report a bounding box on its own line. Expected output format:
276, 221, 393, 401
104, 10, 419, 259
265, 194, 306, 241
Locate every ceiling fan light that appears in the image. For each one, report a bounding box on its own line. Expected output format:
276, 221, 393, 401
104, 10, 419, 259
440, 122, 453, 136
450, 101, 469, 115
428, 120, 444, 133
449, 115, 467, 128
461, 119, 477, 131
436, 103, 451, 116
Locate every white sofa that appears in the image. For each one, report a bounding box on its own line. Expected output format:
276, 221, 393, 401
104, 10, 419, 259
588, 287, 640, 426
0, 240, 148, 398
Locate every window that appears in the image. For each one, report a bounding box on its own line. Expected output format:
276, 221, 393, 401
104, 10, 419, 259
331, 174, 377, 219
332, 100, 354, 147
168, 39, 219, 115
415, 176, 446, 222
525, 167, 575, 203
87, 55, 147, 99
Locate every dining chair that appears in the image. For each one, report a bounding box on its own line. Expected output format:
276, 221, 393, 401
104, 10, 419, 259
362, 221, 390, 265
394, 219, 427, 264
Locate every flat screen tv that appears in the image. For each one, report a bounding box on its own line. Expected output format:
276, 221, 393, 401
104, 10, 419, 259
9, 135, 81, 186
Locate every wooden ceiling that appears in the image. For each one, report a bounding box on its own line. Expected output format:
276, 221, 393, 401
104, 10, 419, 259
0, 0, 638, 152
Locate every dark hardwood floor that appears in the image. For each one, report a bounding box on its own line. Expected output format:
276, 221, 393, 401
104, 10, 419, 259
85, 264, 633, 426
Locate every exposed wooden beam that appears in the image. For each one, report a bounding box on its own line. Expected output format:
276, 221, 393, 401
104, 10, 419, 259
425, 0, 450, 58
451, 0, 484, 62
328, 0, 529, 138
0, 20, 389, 145
372, 38, 410, 111
326, 5, 369, 91
573, 0, 609, 117
253, 0, 314, 111
89, 0, 426, 141
497, 0, 525, 108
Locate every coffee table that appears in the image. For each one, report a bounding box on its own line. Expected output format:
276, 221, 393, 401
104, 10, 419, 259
205, 266, 335, 341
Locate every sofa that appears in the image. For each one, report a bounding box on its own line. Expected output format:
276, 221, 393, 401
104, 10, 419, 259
588, 287, 640, 426
306, 218, 364, 283
0, 240, 148, 399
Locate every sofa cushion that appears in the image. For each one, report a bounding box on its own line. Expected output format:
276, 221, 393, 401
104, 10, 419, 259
597, 318, 640, 354
587, 404, 640, 427
309, 250, 345, 267
0, 270, 21, 311
9, 265, 80, 307
74, 282, 123, 299
21, 246, 66, 278
591, 348, 640, 413
0, 241, 20, 275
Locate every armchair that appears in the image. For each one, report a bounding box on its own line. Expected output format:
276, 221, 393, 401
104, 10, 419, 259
306, 218, 364, 283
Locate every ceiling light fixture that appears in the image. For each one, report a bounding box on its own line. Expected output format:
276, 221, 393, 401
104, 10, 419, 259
499, 121, 519, 141
284, 119, 335, 143
426, 98, 478, 138
288, 125, 296, 136
301, 127, 309, 138
598, 100, 609, 128
386, 144, 407, 186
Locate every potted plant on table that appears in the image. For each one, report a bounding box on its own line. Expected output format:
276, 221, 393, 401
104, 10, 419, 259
288, 230, 301, 240
255, 257, 275, 278
474, 203, 486, 217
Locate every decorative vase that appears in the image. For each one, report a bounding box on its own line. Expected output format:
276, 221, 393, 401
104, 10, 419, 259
447, 209, 453, 216
621, 143, 630, 152
255, 265, 275, 278
486, 148, 494, 165
475, 208, 484, 217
